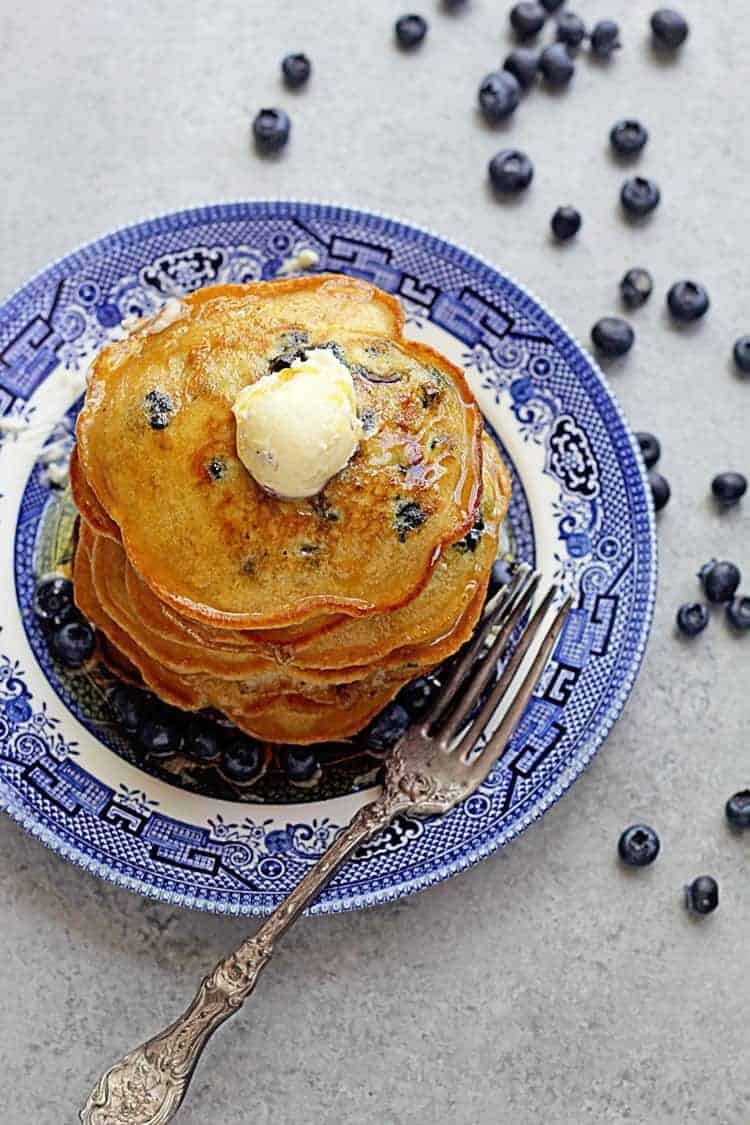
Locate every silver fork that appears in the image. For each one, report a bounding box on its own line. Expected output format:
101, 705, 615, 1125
80, 565, 571, 1125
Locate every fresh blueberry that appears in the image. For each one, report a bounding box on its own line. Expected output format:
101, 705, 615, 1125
281, 746, 319, 782
651, 8, 689, 49
489, 149, 534, 193
556, 12, 586, 49
610, 120, 648, 157
509, 2, 546, 40
221, 737, 265, 783
591, 317, 634, 357
618, 824, 660, 867
550, 205, 581, 241
621, 176, 661, 217
711, 472, 747, 506
649, 470, 671, 512
725, 789, 750, 829
281, 52, 311, 88
636, 431, 661, 468
50, 620, 95, 668
540, 0, 564, 10
398, 676, 437, 716
539, 42, 575, 85
676, 603, 709, 637
183, 720, 221, 763
698, 559, 741, 604
685, 875, 718, 916
488, 557, 517, 596
365, 703, 410, 752
252, 108, 291, 152
33, 574, 76, 628
109, 684, 145, 733
503, 47, 539, 90
395, 14, 428, 48
590, 19, 620, 57
478, 71, 521, 122
620, 267, 653, 308
733, 336, 750, 374
137, 711, 183, 758
726, 596, 750, 631
667, 281, 710, 322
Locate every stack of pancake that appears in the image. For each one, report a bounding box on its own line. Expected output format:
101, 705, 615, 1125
71, 275, 511, 744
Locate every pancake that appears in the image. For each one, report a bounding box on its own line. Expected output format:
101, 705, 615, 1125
76, 275, 483, 628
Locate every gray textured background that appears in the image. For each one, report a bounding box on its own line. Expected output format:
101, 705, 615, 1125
1, 2, 748, 1122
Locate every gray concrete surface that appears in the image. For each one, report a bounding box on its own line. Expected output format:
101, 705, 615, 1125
1, 2, 748, 1122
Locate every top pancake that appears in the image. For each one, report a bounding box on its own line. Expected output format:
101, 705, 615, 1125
76, 276, 483, 629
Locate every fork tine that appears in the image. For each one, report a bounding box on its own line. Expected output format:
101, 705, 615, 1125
463, 594, 573, 777
427, 565, 538, 732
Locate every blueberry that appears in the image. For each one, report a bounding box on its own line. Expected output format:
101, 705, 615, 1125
252, 108, 291, 152
478, 71, 521, 122
34, 574, 76, 628
698, 559, 741, 604
649, 470, 671, 512
137, 711, 183, 758
395, 14, 428, 48
636, 431, 661, 469
509, 2, 546, 40
365, 703, 410, 752
711, 472, 747, 506
540, 0, 564, 10
667, 281, 710, 322
620, 267, 653, 308
725, 789, 750, 829
281, 52, 311, 88
590, 19, 620, 57
676, 602, 709, 637
221, 737, 265, 783
503, 47, 540, 90
50, 620, 95, 668
488, 557, 517, 597
550, 206, 581, 241
726, 596, 750, 631
618, 824, 660, 867
733, 336, 750, 374
489, 149, 534, 193
281, 746, 319, 782
443, 0, 468, 7
610, 120, 648, 157
621, 177, 661, 217
651, 8, 689, 49
143, 389, 174, 429
109, 684, 145, 733
556, 12, 586, 49
591, 317, 634, 357
685, 875, 718, 916
539, 42, 575, 85
397, 676, 437, 716
183, 720, 221, 762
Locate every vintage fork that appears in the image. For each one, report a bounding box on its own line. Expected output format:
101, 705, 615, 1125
80, 565, 571, 1125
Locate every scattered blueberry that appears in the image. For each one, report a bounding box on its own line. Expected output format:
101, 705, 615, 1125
636, 431, 661, 468
33, 574, 76, 628
137, 711, 183, 758
252, 108, 291, 152
667, 281, 710, 322
398, 676, 437, 716
50, 620, 95, 668
590, 19, 620, 58
618, 824, 660, 867
109, 684, 145, 733
539, 42, 575, 85
489, 149, 534, 193
221, 737, 265, 783
509, 2, 546, 40
591, 317, 634, 357
550, 205, 581, 241
610, 120, 648, 157
281, 52, 311, 88
556, 12, 586, 49
685, 875, 718, 916
395, 14, 428, 48
726, 596, 750, 632
651, 8, 689, 49
540, 0, 564, 10
488, 557, 517, 596
620, 267, 654, 308
143, 389, 174, 430
676, 603, 709, 637
503, 47, 540, 90
698, 559, 741, 604
725, 790, 750, 829
183, 720, 221, 763
281, 746, 319, 782
711, 472, 747, 506
365, 703, 410, 752
621, 176, 661, 217
733, 336, 750, 374
649, 470, 671, 512
478, 71, 521, 122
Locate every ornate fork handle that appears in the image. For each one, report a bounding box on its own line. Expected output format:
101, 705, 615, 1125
80, 789, 409, 1125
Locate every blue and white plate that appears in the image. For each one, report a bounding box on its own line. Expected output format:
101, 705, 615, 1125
0, 201, 656, 915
